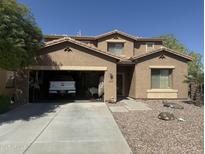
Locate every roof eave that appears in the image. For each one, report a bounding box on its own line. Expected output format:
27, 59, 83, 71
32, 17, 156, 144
43, 37, 124, 61
130, 48, 193, 61
117, 60, 135, 65
44, 31, 164, 42
136, 38, 164, 42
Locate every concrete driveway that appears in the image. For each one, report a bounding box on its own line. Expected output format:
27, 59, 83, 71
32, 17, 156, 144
0, 101, 132, 154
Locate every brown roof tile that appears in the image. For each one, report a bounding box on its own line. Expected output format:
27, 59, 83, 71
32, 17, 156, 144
44, 37, 126, 61
130, 47, 192, 61
44, 30, 164, 42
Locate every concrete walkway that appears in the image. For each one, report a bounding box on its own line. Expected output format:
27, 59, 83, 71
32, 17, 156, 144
109, 99, 152, 113
0, 102, 132, 154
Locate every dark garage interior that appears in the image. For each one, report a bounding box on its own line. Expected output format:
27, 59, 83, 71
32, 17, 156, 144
29, 70, 104, 102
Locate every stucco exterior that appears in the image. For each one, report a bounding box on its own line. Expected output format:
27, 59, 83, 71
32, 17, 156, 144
134, 41, 163, 56
133, 52, 188, 99
31, 41, 117, 102
0, 30, 192, 102
97, 33, 134, 58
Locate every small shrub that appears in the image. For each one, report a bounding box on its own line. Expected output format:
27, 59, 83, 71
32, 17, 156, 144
0, 95, 10, 114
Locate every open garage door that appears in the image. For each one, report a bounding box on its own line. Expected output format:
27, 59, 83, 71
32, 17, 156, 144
29, 70, 104, 102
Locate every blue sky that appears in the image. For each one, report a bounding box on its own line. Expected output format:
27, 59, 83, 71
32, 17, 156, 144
18, 0, 203, 55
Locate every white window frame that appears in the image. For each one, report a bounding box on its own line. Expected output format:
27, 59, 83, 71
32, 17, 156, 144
146, 42, 155, 52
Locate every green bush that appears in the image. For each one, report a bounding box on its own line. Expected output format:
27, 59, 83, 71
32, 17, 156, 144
0, 96, 10, 114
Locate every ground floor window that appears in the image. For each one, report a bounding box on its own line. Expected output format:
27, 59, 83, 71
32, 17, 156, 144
151, 69, 172, 89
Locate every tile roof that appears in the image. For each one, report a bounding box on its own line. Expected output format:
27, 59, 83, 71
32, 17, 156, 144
44, 37, 126, 61
44, 30, 164, 42
44, 37, 192, 63
130, 47, 192, 61
94, 29, 141, 40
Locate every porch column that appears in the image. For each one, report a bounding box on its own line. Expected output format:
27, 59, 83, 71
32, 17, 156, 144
104, 63, 117, 102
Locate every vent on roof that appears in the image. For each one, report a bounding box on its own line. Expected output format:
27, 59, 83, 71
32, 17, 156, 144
76, 30, 82, 36
64, 46, 72, 52
114, 36, 118, 39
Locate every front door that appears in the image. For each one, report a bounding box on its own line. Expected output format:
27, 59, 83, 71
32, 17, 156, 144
117, 73, 124, 96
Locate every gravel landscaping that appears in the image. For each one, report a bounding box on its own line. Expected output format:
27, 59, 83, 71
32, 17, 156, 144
111, 100, 204, 154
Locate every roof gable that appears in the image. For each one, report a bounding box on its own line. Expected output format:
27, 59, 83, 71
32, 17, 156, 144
130, 47, 192, 61
95, 30, 140, 40
43, 38, 192, 63
43, 37, 125, 61
94, 30, 162, 41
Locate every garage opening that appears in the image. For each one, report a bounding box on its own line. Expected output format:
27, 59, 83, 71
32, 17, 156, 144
29, 70, 104, 102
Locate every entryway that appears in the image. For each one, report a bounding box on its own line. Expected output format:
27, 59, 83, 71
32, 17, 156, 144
117, 73, 125, 96
117, 65, 134, 100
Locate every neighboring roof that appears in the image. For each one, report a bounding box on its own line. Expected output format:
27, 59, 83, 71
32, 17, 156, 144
44, 35, 96, 41
44, 29, 164, 42
130, 47, 192, 61
44, 34, 66, 39
44, 37, 126, 61
134, 38, 164, 42
70, 36, 96, 40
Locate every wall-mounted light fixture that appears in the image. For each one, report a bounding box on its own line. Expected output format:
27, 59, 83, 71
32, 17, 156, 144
109, 73, 113, 79
113, 36, 118, 39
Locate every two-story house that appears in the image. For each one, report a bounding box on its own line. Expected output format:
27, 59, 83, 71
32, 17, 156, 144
0, 30, 192, 102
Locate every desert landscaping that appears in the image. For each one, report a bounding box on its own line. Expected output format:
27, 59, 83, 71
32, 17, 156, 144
109, 100, 203, 154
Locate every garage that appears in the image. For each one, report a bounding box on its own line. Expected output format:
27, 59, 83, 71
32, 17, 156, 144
29, 70, 104, 102
25, 37, 118, 103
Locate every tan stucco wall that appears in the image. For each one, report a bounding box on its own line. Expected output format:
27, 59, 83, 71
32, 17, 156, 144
134, 41, 163, 56
132, 52, 188, 99
129, 66, 137, 98
0, 69, 15, 96
97, 34, 134, 58
32, 42, 117, 101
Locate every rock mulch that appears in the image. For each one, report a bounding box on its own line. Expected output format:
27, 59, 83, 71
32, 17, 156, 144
163, 102, 184, 109
158, 112, 175, 121
111, 100, 204, 154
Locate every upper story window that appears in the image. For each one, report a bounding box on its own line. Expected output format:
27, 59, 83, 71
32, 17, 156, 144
107, 43, 124, 55
146, 42, 155, 52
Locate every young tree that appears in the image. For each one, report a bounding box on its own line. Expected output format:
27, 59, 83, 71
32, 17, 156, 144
157, 34, 204, 102
0, 0, 43, 71
185, 52, 204, 101
157, 34, 203, 76
188, 52, 203, 78
157, 34, 188, 54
